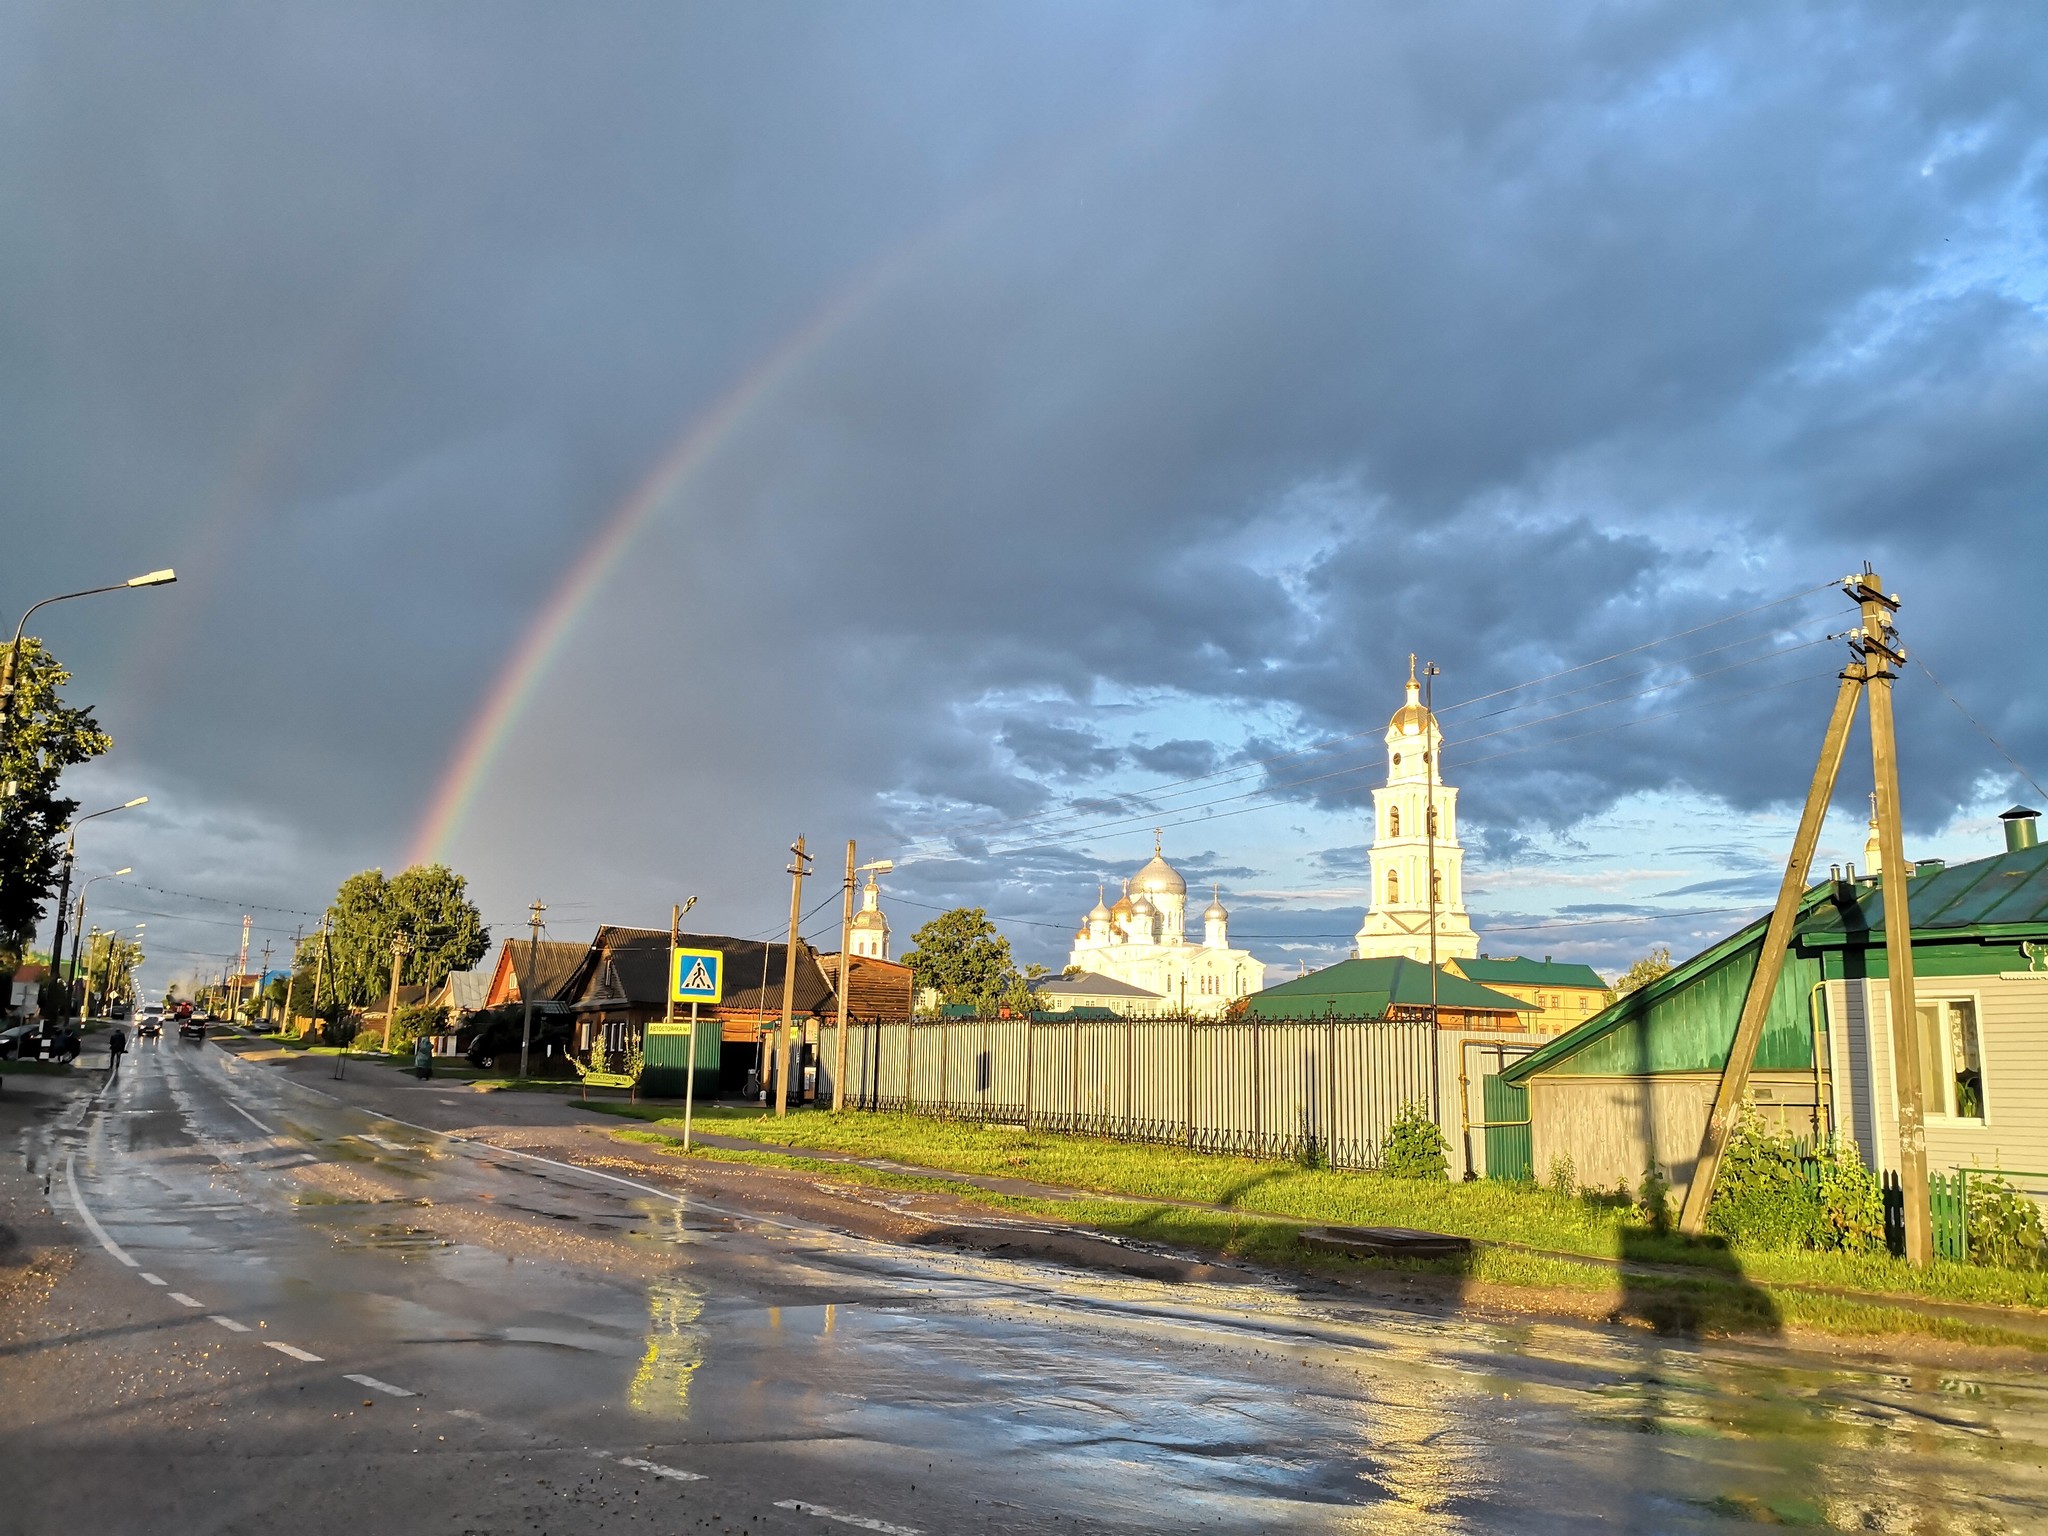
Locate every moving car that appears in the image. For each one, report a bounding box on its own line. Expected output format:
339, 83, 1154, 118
136, 1010, 163, 1039
177, 1015, 207, 1040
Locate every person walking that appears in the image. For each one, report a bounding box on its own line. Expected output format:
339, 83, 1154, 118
106, 1026, 127, 1077
412, 1032, 433, 1080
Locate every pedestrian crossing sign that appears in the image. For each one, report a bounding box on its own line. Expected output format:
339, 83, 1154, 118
671, 947, 724, 1004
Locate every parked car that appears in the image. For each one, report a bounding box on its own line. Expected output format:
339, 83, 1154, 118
178, 1016, 207, 1040
0, 1021, 81, 1062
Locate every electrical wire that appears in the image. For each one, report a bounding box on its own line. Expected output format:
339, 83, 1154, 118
1909, 644, 2048, 804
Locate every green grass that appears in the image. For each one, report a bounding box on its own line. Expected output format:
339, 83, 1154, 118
588, 1104, 2048, 1321
605, 1129, 2048, 1349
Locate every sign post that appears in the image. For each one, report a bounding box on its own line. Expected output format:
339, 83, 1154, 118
669, 947, 724, 1150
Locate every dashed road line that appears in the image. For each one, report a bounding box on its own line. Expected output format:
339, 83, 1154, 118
773, 1500, 923, 1536
224, 1099, 275, 1135
344, 1373, 417, 1398
63, 1153, 139, 1267
613, 1454, 708, 1483
266, 1342, 325, 1362
169, 1292, 204, 1308
140, 1272, 166, 1286
210, 1315, 251, 1333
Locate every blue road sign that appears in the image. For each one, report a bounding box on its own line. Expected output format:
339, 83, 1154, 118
671, 947, 724, 1004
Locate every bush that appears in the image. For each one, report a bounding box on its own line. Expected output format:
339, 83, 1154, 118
1380, 1101, 1448, 1180
387, 1002, 448, 1053
316, 1013, 361, 1048
1638, 1163, 1674, 1233
1967, 1176, 2047, 1269
1547, 1153, 1576, 1202
1704, 1110, 1885, 1255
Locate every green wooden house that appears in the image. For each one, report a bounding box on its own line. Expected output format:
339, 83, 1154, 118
1496, 807, 2048, 1202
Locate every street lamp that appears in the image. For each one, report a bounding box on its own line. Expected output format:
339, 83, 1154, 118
0, 569, 177, 740
71, 866, 133, 1018
48, 797, 148, 1024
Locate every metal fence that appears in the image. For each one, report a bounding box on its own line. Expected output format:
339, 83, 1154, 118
815, 1014, 1437, 1169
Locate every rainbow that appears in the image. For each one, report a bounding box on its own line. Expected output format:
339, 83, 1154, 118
406, 261, 906, 867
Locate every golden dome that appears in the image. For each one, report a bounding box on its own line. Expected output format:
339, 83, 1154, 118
1131, 832, 1186, 898
1389, 653, 1435, 737
852, 908, 887, 931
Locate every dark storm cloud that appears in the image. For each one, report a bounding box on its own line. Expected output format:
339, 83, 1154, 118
5, 1, 2046, 968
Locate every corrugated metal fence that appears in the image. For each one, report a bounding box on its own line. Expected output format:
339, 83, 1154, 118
816, 1014, 1436, 1169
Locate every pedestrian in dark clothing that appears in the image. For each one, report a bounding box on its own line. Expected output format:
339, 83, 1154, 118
413, 1034, 433, 1080
107, 1028, 127, 1075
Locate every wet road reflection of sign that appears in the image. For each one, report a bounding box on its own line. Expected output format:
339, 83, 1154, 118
671, 948, 723, 1004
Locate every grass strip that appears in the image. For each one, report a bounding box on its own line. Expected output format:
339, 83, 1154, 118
605, 1127, 2048, 1351
590, 1104, 2048, 1316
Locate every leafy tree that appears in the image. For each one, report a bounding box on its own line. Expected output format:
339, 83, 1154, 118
319, 863, 490, 1009
387, 1002, 448, 1053
1610, 946, 1673, 999
901, 907, 1019, 1014
80, 931, 143, 1012
0, 639, 114, 951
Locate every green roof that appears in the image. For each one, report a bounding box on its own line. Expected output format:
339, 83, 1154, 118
1500, 841, 2048, 1086
1452, 955, 1608, 990
1245, 957, 1535, 1020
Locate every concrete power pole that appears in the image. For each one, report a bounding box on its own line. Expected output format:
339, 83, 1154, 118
258, 940, 273, 1025
279, 927, 303, 1034
774, 837, 810, 1118
833, 840, 855, 1113
519, 898, 547, 1080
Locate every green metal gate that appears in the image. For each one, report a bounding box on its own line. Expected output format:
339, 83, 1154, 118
640, 1019, 718, 1098
1481, 1075, 1532, 1182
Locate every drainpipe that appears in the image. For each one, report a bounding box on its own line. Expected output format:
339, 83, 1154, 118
1808, 979, 1832, 1144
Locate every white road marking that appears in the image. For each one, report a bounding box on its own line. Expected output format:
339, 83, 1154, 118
224, 1099, 275, 1135
266, 1342, 324, 1362
353, 1133, 407, 1153
773, 1500, 923, 1536
344, 1373, 416, 1398
614, 1455, 708, 1483
140, 1272, 166, 1286
211, 1315, 251, 1333
63, 1153, 139, 1267
169, 1293, 204, 1308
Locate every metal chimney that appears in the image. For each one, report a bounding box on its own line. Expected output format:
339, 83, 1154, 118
2001, 805, 2040, 853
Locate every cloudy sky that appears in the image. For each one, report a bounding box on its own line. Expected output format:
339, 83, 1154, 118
7, 2, 2045, 996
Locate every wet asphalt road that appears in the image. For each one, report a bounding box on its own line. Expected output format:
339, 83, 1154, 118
7, 1035, 2048, 1535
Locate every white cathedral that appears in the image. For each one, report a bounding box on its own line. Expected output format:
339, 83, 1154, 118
1065, 836, 1267, 1016
1352, 656, 1481, 963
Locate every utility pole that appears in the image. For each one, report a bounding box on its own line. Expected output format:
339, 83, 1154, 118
48, 842, 75, 1021
834, 840, 855, 1112
310, 918, 329, 1030
384, 931, 410, 1051
235, 914, 251, 1020
519, 898, 546, 1080
1678, 566, 1931, 1263
1859, 571, 1933, 1266
258, 941, 273, 1025
280, 927, 303, 1036
775, 836, 810, 1118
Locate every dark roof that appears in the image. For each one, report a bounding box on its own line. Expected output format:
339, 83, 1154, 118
1501, 841, 2048, 1086
562, 927, 837, 1016
1031, 972, 1166, 1001
489, 937, 590, 1006
1452, 955, 1608, 990
815, 953, 916, 1020
1245, 957, 1534, 1020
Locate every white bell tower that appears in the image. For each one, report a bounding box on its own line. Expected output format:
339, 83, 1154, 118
1354, 655, 1480, 963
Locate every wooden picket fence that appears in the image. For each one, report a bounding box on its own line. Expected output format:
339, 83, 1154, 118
815, 1014, 1436, 1170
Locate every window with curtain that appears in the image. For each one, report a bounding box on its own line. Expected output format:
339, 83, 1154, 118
1915, 997, 1986, 1120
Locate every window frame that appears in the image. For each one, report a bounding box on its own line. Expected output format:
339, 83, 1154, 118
1913, 989, 1990, 1127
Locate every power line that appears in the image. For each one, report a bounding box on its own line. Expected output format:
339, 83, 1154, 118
1908, 642, 2048, 804
127, 882, 319, 917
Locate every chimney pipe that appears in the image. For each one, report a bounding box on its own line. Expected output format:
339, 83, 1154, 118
2001, 805, 2041, 854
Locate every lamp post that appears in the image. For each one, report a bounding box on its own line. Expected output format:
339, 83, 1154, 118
71, 866, 132, 1017
0, 570, 176, 777
47, 798, 148, 1024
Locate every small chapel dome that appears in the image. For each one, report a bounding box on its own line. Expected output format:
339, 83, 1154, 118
1129, 891, 1157, 917
852, 907, 887, 932
1088, 891, 1112, 922
1203, 894, 1229, 922
1389, 653, 1435, 738
1109, 890, 1135, 920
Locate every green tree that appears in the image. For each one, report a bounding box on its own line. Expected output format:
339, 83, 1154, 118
81, 930, 143, 1012
901, 907, 1019, 1014
1609, 946, 1673, 999
319, 863, 490, 1009
0, 639, 115, 952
